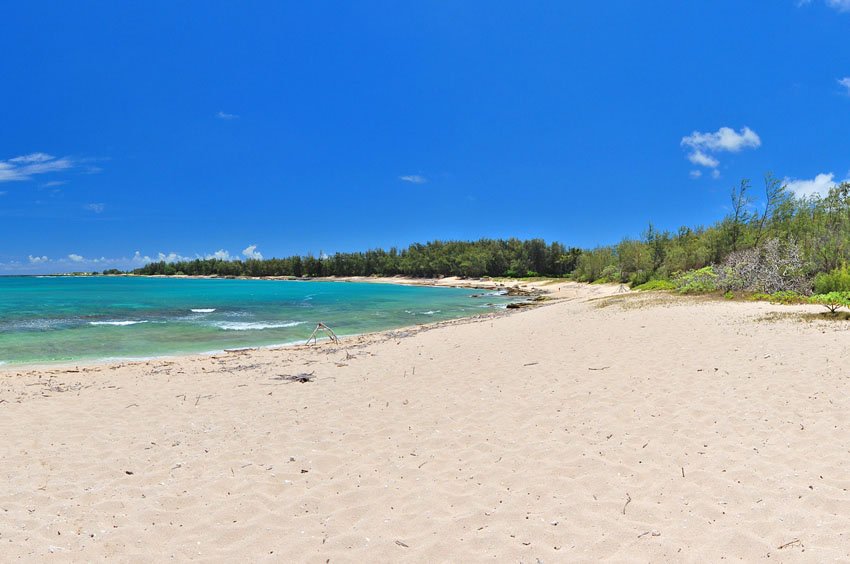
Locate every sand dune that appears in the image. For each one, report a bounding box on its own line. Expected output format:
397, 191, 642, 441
2, 284, 849, 561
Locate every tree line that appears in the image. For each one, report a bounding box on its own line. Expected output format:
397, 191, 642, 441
129, 175, 850, 294
132, 239, 583, 278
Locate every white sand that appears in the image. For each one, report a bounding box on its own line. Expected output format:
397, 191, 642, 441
1, 284, 849, 561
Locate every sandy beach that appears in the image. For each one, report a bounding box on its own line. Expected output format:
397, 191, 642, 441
2, 282, 849, 561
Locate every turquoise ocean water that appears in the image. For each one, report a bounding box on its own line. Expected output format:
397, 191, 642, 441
0, 276, 515, 366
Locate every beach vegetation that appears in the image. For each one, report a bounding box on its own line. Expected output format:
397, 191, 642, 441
809, 292, 850, 314
674, 266, 718, 294
632, 279, 676, 291
813, 265, 850, 295
748, 290, 807, 305
130, 177, 850, 296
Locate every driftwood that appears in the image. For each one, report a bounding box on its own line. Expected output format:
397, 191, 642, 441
305, 322, 339, 345
273, 371, 316, 383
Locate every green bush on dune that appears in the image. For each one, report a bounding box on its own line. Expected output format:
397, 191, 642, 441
632, 279, 676, 291
767, 290, 807, 304
674, 266, 718, 294
809, 292, 850, 313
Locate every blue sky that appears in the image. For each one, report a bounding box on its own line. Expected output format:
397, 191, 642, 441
2, 1, 850, 273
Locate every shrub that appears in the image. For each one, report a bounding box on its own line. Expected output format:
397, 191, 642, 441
632, 279, 676, 291
748, 290, 806, 304
716, 238, 809, 294
767, 290, 806, 305
813, 266, 850, 294
629, 269, 652, 287
592, 264, 622, 284
809, 292, 850, 314
674, 266, 718, 294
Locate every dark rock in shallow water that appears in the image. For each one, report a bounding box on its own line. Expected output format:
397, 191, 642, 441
505, 286, 533, 296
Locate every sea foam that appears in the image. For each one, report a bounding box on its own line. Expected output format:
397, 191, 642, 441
89, 320, 149, 326
190, 308, 216, 313
213, 321, 304, 331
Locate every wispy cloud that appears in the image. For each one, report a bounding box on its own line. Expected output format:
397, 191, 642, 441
399, 174, 428, 184
799, 0, 850, 11
84, 203, 105, 213
689, 170, 702, 179
838, 77, 850, 95
681, 126, 761, 176
242, 244, 263, 260
216, 111, 239, 120
826, 0, 850, 11
9, 153, 54, 164
43, 180, 67, 187
0, 153, 77, 183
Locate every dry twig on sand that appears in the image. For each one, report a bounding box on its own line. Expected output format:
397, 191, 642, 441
273, 371, 316, 384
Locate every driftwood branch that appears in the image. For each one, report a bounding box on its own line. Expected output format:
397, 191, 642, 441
306, 322, 339, 345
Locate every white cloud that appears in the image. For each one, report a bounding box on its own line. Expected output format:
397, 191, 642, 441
682, 126, 761, 153
838, 77, 850, 95
689, 170, 702, 179
711, 169, 721, 179
156, 252, 193, 262
5, 246, 270, 274
216, 111, 239, 120
784, 172, 843, 198
84, 203, 105, 213
242, 244, 263, 260
400, 174, 428, 184
0, 153, 76, 183
687, 150, 719, 168
681, 126, 761, 173
206, 249, 232, 260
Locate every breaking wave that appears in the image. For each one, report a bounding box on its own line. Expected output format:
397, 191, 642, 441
213, 321, 305, 331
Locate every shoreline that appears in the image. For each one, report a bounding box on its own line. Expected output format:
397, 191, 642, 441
0, 307, 515, 375
0, 278, 590, 373
21, 272, 567, 295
